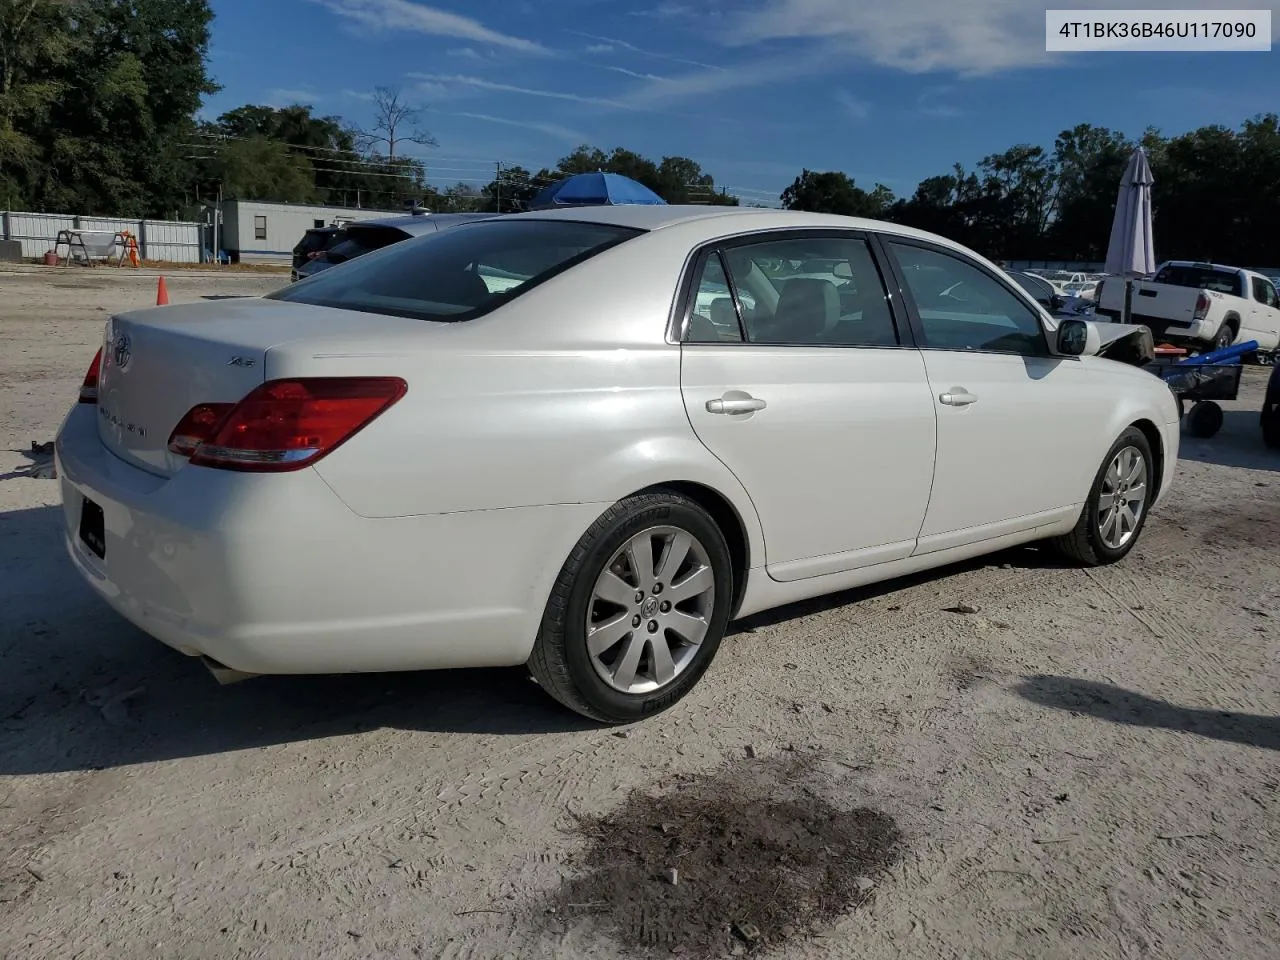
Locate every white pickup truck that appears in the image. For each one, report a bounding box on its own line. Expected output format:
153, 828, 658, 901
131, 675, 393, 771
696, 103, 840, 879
1095, 261, 1280, 352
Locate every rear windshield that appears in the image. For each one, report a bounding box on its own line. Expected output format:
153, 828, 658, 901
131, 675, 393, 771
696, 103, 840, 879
1152, 264, 1239, 294
269, 219, 643, 321
297, 230, 332, 253
325, 225, 412, 264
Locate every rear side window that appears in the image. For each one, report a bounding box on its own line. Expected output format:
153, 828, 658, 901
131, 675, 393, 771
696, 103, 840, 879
270, 220, 642, 321
1152, 264, 1239, 294
1252, 277, 1278, 308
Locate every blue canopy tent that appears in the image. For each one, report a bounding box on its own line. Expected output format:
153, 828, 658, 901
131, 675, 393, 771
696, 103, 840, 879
528, 172, 667, 210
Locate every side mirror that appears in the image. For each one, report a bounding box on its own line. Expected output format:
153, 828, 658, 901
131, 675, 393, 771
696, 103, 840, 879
1057, 318, 1100, 356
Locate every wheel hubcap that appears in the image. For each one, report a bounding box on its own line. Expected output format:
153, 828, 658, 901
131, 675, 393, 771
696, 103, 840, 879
1097, 445, 1149, 550
586, 525, 716, 695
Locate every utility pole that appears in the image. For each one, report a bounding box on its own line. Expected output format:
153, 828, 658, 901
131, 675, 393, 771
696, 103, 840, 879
495, 161, 502, 213
214, 182, 222, 266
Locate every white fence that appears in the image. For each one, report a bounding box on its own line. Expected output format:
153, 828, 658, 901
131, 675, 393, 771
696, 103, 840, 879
1, 211, 203, 263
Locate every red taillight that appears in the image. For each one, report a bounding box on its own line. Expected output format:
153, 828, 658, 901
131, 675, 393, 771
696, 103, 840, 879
79, 348, 103, 403
1194, 293, 1210, 319
177, 377, 406, 472
167, 402, 235, 457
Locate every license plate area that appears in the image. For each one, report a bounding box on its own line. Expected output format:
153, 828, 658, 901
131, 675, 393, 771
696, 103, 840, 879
79, 496, 106, 559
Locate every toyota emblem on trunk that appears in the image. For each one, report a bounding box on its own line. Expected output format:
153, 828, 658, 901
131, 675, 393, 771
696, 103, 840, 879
112, 332, 131, 370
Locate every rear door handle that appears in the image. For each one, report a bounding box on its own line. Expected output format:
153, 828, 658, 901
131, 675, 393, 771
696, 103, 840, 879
939, 389, 978, 406
706, 396, 766, 414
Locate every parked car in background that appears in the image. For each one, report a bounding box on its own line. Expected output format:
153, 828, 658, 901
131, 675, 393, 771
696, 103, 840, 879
1010, 271, 1098, 320
291, 225, 342, 271
290, 212, 496, 282
1063, 280, 1099, 301
1095, 261, 1280, 352
57, 206, 1179, 724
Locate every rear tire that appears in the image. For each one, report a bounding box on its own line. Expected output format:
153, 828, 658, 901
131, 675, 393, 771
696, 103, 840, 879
527, 490, 733, 724
1050, 427, 1154, 567
1212, 322, 1236, 352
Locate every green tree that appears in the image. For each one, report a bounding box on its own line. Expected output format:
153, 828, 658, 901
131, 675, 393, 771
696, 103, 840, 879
0, 0, 82, 205
2, 0, 218, 216
781, 169, 894, 217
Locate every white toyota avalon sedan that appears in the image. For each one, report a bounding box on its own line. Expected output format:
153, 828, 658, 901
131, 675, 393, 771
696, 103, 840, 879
56, 206, 1179, 723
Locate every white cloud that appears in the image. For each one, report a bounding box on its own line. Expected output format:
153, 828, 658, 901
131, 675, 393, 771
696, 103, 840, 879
728, 0, 1280, 74
408, 73, 636, 109
447, 47, 483, 59
313, 0, 548, 53
585, 43, 613, 53
446, 111, 589, 143
916, 86, 962, 118
341, 88, 376, 101
629, 2, 696, 18
565, 30, 724, 71
619, 52, 837, 107
835, 90, 869, 120
603, 65, 671, 82
265, 88, 323, 106
413, 81, 454, 99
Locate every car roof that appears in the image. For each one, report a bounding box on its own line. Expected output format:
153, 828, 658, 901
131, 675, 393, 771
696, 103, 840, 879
348, 212, 500, 236
1161, 260, 1241, 272
496, 204, 972, 250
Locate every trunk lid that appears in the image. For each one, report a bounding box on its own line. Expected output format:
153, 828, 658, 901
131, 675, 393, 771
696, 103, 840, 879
95, 297, 423, 476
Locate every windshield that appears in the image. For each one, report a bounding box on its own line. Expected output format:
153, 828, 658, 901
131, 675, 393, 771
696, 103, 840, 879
1152, 264, 1239, 294
269, 218, 643, 321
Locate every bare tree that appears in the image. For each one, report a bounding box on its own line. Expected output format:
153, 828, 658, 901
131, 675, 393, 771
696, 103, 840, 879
354, 85, 436, 159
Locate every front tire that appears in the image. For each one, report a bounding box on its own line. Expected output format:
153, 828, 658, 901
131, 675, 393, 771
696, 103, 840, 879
1051, 427, 1154, 567
527, 490, 733, 724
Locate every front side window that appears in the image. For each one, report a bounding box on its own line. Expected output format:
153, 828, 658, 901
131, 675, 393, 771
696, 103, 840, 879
269, 219, 642, 322
697, 235, 897, 347
888, 242, 1048, 356
1009, 272, 1055, 305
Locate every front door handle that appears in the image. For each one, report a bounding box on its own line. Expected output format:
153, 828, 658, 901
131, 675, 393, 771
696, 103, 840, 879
939, 389, 978, 406
706, 395, 766, 414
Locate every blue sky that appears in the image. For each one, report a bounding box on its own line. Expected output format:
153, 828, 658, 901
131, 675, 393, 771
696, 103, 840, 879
205, 0, 1280, 206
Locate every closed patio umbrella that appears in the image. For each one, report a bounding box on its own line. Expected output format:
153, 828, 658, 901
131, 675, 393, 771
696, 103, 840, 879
1104, 147, 1156, 324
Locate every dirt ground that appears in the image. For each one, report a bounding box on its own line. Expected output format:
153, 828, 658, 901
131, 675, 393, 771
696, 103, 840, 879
1, 265, 1278, 960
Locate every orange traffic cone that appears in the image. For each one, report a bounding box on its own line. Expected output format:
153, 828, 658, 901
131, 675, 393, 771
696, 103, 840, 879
156, 276, 169, 306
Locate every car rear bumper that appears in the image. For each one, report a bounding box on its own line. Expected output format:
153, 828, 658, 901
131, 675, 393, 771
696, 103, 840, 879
55, 404, 600, 676
1095, 309, 1212, 344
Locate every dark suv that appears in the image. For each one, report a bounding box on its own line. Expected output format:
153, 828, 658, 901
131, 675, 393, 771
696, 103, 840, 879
292, 225, 342, 270
290, 212, 497, 282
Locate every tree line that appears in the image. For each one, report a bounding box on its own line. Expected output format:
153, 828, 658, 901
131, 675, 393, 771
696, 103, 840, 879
3, 1, 1276, 265
782, 116, 1280, 266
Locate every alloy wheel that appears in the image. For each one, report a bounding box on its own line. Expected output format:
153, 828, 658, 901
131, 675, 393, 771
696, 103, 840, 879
585, 525, 716, 694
